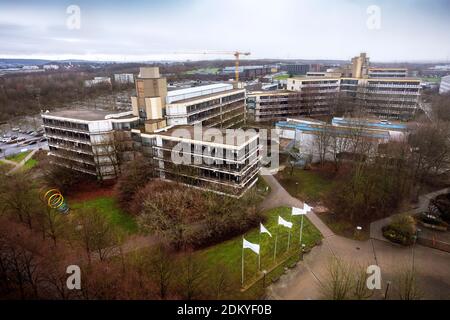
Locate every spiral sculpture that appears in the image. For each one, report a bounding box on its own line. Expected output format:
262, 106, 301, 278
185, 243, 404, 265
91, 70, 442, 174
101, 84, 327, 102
40, 188, 70, 214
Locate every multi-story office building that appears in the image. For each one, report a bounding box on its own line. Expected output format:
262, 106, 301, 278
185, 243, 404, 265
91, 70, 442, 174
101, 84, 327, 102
221, 65, 272, 80
283, 64, 310, 75
165, 83, 246, 129
114, 73, 135, 84
42, 110, 139, 179
248, 53, 421, 123
131, 125, 261, 196
43, 67, 260, 197
368, 68, 408, 78
84, 77, 112, 87
439, 75, 450, 94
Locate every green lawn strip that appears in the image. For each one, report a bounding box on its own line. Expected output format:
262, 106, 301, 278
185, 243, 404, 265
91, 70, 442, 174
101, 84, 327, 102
70, 196, 138, 235
274, 74, 290, 80
22, 158, 38, 170
276, 168, 335, 202
6, 150, 31, 163
420, 77, 441, 83
184, 67, 220, 75
193, 206, 322, 299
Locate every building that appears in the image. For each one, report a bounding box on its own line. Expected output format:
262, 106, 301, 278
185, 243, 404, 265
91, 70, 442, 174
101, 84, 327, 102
43, 67, 261, 197
439, 75, 450, 94
221, 66, 272, 80
165, 83, 246, 129
84, 77, 112, 87
114, 73, 135, 84
283, 64, 310, 75
275, 117, 407, 163
368, 68, 408, 78
131, 125, 261, 196
42, 110, 139, 179
43, 64, 60, 70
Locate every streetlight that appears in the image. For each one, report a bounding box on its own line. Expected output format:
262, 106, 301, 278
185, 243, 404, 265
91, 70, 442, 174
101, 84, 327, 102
262, 270, 267, 288
384, 280, 392, 300
300, 243, 306, 261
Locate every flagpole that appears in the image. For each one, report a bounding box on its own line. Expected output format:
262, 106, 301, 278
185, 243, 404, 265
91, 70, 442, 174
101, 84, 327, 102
273, 223, 279, 262
287, 227, 291, 251
299, 215, 304, 247
258, 231, 261, 271
241, 237, 244, 286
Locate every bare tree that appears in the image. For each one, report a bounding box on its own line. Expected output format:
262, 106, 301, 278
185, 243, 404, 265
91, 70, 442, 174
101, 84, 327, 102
180, 253, 204, 300
150, 245, 173, 299
314, 124, 332, 166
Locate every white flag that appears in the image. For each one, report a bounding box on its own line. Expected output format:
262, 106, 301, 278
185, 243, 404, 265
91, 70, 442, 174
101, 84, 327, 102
303, 203, 313, 212
243, 238, 260, 255
260, 223, 272, 237
292, 207, 307, 216
278, 216, 293, 229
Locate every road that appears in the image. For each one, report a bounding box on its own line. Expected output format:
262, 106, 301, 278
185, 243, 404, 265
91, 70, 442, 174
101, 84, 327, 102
260, 173, 450, 300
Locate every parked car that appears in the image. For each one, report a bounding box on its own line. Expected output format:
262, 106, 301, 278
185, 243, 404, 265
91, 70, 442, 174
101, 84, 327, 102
12, 127, 20, 132
26, 130, 34, 135
39, 137, 47, 142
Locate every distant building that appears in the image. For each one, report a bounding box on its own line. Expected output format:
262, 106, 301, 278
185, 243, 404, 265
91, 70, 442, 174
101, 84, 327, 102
43, 64, 60, 70
439, 75, 450, 94
114, 73, 134, 84
221, 66, 272, 79
283, 64, 310, 75
22, 65, 39, 70
84, 77, 112, 87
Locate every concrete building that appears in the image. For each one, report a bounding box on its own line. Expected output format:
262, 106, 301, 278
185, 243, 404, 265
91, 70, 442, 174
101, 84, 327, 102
43, 64, 60, 70
42, 110, 139, 179
222, 66, 272, 80
283, 64, 310, 75
165, 83, 246, 129
368, 68, 408, 78
131, 125, 261, 196
43, 67, 261, 197
84, 77, 112, 87
275, 117, 407, 163
114, 73, 135, 84
439, 75, 450, 94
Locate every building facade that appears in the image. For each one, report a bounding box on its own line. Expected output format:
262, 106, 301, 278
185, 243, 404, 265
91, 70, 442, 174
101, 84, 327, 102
114, 73, 135, 84
42, 110, 139, 179
439, 75, 450, 94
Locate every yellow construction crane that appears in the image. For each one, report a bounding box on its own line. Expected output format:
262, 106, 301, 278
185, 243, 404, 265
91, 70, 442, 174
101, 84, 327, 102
174, 51, 251, 82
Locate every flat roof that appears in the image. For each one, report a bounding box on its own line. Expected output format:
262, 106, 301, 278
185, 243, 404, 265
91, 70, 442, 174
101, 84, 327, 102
42, 109, 133, 121
168, 88, 243, 104
156, 125, 258, 147
166, 83, 234, 103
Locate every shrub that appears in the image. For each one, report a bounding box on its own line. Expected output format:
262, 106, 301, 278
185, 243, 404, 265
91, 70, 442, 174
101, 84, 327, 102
382, 214, 416, 246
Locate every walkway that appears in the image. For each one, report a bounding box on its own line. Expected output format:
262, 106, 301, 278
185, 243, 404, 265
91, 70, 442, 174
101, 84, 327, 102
260, 173, 450, 300
1, 149, 38, 175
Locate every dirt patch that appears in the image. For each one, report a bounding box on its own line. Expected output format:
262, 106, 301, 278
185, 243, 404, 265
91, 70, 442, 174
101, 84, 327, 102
69, 180, 117, 202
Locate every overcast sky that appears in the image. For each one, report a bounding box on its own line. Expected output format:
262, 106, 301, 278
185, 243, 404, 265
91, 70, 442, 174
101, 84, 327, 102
1, 0, 449, 62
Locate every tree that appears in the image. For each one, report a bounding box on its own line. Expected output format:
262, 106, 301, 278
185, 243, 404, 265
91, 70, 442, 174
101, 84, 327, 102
72, 207, 122, 262
180, 254, 204, 300
150, 245, 173, 299
314, 124, 332, 166
394, 267, 422, 300
116, 155, 154, 211
320, 257, 353, 300
0, 172, 42, 229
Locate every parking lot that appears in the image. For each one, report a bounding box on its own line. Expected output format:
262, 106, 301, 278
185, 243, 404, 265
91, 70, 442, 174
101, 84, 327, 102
0, 128, 48, 159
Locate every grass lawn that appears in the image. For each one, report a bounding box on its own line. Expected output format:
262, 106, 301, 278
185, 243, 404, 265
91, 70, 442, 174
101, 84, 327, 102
184, 67, 220, 75
275, 167, 335, 203
193, 206, 322, 299
421, 77, 441, 83
71, 196, 138, 235
0, 160, 14, 174
22, 158, 37, 170
273, 74, 290, 80
6, 150, 31, 163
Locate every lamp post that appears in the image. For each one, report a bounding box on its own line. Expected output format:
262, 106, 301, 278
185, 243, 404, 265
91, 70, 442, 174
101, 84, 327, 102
262, 270, 267, 288
384, 280, 391, 300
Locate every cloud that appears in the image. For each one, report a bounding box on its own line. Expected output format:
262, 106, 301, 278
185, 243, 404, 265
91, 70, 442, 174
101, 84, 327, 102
0, 0, 449, 61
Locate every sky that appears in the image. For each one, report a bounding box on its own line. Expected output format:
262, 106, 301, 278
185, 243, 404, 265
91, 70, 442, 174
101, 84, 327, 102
0, 0, 449, 62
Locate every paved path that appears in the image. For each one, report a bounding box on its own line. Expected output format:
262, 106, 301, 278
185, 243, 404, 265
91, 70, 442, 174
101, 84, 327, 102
260, 174, 334, 238
5, 149, 38, 175
261, 173, 450, 300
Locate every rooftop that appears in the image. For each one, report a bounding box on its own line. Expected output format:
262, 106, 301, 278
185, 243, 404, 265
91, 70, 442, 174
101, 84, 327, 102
156, 125, 259, 147
42, 109, 135, 121
166, 83, 234, 104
